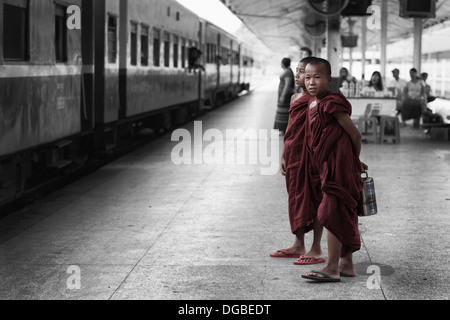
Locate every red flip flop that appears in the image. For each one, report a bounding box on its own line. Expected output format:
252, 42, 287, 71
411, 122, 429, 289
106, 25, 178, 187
270, 249, 302, 258
293, 256, 325, 265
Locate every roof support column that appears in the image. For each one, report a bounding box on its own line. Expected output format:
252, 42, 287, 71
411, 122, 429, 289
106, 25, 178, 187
380, 0, 387, 79
413, 18, 423, 72
327, 14, 341, 92
361, 15, 367, 80
348, 18, 355, 76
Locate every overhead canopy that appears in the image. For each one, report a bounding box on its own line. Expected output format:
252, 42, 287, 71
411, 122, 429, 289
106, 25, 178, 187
228, 0, 450, 56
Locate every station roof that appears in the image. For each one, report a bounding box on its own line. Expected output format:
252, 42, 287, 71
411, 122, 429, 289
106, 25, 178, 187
229, 0, 450, 54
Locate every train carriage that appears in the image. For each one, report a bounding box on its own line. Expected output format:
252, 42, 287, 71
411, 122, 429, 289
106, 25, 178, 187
0, 0, 256, 208
203, 22, 241, 107
90, 0, 122, 150
0, 0, 82, 203
122, 0, 202, 118
91, 0, 205, 147
240, 44, 254, 92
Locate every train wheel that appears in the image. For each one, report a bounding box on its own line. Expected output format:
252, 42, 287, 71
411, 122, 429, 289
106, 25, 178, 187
214, 92, 225, 108
0, 156, 29, 204
209, 92, 217, 108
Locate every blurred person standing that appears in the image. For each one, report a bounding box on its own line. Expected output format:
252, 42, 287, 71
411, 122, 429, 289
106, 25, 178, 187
421, 72, 436, 103
274, 58, 295, 134
388, 68, 407, 116
300, 47, 312, 60
403, 68, 426, 128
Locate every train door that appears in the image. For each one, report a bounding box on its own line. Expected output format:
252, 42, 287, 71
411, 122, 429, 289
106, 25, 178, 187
238, 43, 241, 87
118, 0, 128, 120
198, 21, 204, 108
230, 40, 234, 90
81, 0, 95, 133
93, 0, 121, 151
216, 33, 221, 88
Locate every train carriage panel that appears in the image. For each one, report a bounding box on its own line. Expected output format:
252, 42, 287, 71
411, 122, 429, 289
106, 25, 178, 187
231, 41, 239, 85
217, 30, 232, 88
240, 45, 253, 91
203, 21, 244, 106
123, 0, 201, 117
204, 23, 220, 96
0, 0, 82, 158
94, 0, 121, 124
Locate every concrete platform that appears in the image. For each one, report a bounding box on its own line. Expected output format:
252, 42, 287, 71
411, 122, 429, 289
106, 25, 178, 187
0, 79, 449, 301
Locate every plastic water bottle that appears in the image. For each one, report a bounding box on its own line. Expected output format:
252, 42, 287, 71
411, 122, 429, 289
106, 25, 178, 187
355, 81, 361, 97
342, 82, 349, 97
349, 81, 355, 97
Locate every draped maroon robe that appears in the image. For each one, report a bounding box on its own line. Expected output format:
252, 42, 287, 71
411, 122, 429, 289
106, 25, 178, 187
284, 94, 321, 234
309, 92, 364, 257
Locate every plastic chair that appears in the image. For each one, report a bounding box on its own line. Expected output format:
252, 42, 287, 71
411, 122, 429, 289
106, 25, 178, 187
380, 116, 401, 144
358, 117, 378, 144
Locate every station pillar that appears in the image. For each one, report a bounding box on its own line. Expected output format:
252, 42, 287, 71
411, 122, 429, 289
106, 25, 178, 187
327, 14, 341, 92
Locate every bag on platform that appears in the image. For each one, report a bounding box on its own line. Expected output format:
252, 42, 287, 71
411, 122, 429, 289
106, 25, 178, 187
359, 171, 377, 217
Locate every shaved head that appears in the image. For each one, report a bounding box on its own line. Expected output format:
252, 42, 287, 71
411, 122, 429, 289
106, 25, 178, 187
306, 57, 332, 77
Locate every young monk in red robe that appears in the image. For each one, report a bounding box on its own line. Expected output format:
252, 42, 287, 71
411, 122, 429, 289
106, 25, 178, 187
270, 57, 324, 265
301, 58, 368, 282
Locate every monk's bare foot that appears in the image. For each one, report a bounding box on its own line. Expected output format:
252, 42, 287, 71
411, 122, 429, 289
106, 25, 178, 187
270, 246, 305, 257
298, 249, 323, 263
339, 260, 356, 277
302, 266, 340, 281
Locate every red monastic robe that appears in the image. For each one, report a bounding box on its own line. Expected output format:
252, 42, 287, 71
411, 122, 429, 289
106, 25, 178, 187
284, 94, 321, 234
309, 92, 364, 257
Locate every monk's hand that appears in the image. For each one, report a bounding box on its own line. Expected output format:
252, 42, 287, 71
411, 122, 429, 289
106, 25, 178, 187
280, 157, 286, 176
361, 161, 369, 173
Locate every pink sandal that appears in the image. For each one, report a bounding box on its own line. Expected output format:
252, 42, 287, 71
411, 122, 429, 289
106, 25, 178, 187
270, 249, 302, 258
293, 256, 325, 265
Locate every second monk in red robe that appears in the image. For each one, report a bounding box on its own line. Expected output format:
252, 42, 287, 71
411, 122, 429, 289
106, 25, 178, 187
302, 58, 368, 282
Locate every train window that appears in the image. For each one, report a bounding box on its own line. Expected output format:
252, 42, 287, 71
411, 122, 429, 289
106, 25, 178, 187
55, 5, 68, 63
130, 22, 138, 66
206, 43, 216, 64
212, 44, 216, 63
181, 38, 186, 68
141, 25, 149, 66
221, 47, 228, 65
3, 0, 29, 61
173, 35, 179, 68
235, 51, 240, 65
212, 44, 217, 63
153, 28, 160, 67
108, 15, 118, 63
188, 47, 202, 70
163, 32, 170, 67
